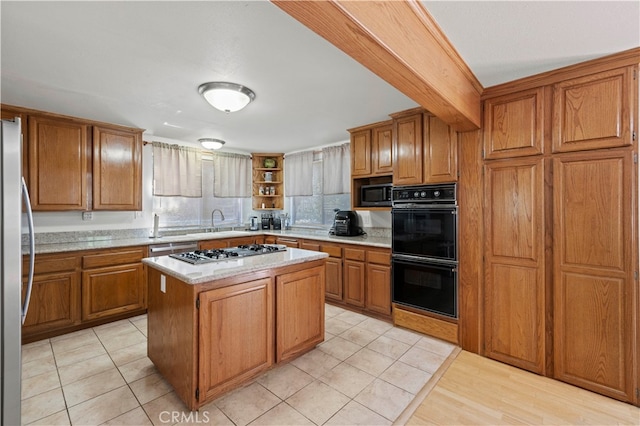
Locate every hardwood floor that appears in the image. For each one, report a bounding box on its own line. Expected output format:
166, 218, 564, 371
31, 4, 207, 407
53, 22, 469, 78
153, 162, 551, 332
404, 350, 640, 425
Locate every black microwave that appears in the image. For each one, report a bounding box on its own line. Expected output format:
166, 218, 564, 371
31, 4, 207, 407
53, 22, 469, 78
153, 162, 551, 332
360, 183, 392, 207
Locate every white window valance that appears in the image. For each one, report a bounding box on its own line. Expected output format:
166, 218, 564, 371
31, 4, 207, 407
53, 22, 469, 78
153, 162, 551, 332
322, 143, 350, 194
285, 151, 314, 196
152, 142, 202, 197
213, 152, 251, 198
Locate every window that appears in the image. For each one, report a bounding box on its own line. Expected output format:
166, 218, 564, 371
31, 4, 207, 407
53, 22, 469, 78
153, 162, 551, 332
287, 156, 350, 227
153, 158, 244, 228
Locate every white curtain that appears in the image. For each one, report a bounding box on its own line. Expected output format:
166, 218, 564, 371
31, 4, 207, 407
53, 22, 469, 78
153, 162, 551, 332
322, 143, 350, 194
213, 152, 251, 197
285, 151, 314, 196
152, 142, 202, 197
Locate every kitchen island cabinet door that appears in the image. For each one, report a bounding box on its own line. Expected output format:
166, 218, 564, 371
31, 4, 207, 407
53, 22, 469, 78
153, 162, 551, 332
276, 265, 325, 362
553, 150, 635, 403
199, 278, 274, 402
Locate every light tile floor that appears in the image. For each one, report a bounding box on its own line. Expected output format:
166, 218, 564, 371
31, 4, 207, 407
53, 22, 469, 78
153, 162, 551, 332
21, 304, 455, 425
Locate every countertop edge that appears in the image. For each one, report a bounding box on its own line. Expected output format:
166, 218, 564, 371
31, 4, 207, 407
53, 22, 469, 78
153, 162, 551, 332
142, 249, 329, 285
25, 230, 390, 255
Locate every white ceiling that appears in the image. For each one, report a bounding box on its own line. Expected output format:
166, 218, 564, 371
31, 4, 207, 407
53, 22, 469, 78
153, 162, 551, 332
1, 1, 638, 154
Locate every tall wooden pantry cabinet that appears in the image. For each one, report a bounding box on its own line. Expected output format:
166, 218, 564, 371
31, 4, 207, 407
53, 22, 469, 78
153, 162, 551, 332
481, 49, 638, 404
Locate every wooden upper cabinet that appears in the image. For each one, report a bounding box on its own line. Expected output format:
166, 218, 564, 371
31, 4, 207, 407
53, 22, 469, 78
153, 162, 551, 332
424, 114, 458, 183
371, 123, 393, 175
28, 115, 89, 211
552, 66, 634, 152
350, 128, 371, 176
392, 111, 423, 185
92, 126, 142, 210
483, 87, 545, 159
483, 157, 547, 374
552, 150, 635, 402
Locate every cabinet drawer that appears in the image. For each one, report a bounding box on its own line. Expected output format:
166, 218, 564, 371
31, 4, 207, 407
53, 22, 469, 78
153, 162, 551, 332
320, 244, 342, 258
82, 246, 146, 269
24, 254, 80, 275
344, 248, 366, 261
367, 250, 390, 265
300, 241, 320, 251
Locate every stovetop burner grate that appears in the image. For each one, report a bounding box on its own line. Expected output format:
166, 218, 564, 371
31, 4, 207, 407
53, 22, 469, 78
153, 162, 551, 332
169, 244, 287, 265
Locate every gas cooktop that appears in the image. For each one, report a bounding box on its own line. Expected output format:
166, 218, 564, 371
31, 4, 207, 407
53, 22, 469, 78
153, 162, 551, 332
169, 244, 287, 265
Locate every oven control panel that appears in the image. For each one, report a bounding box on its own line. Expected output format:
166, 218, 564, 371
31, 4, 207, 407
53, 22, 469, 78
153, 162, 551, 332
392, 183, 456, 204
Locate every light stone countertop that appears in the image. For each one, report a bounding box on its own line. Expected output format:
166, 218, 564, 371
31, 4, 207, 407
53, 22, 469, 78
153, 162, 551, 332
24, 229, 390, 255
142, 247, 329, 285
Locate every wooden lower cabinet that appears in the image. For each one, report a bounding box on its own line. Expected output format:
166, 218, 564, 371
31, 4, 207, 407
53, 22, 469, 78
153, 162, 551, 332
22, 268, 81, 339
366, 250, 391, 316
199, 278, 274, 402
276, 266, 325, 362
275, 237, 300, 248
82, 263, 146, 321
23, 246, 147, 342
301, 239, 391, 319
81, 246, 147, 321
147, 259, 326, 410
343, 248, 366, 308
22, 253, 81, 341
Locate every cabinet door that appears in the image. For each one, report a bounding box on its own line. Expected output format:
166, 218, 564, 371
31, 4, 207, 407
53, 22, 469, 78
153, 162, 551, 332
393, 113, 423, 185
424, 115, 458, 183
92, 126, 142, 210
552, 67, 634, 152
351, 129, 371, 176
324, 257, 343, 302
199, 278, 273, 401
372, 124, 393, 175
343, 260, 365, 307
484, 157, 547, 374
28, 115, 89, 210
82, 263, 146, 321
553, 150, 635, 402
483, 87, 545, 159
276, 237, 299, 248
276, 265, 325, 362
366, 263, 391, 316
22, 271, 81, 336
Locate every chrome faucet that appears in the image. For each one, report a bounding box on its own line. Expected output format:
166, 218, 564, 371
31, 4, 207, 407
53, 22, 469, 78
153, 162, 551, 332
211, 209, 225, 232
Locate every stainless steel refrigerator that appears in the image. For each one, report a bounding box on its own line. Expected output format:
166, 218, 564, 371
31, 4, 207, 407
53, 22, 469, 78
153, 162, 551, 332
1, 118, 35, 425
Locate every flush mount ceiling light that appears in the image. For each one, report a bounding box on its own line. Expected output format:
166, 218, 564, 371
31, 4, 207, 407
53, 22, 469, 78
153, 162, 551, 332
198, 82, 256, 113
199, 138, 226, 150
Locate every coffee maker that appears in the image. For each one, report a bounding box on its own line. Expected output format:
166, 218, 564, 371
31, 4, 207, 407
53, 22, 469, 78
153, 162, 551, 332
249, 216, 259, 231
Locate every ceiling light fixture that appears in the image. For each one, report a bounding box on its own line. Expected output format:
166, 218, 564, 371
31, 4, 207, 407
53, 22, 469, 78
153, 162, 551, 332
199, 138, 226, 150
198, 81, 256, 113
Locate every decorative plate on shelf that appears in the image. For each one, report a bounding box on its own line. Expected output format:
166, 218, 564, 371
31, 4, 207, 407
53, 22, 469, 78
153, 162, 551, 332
263, 158, 276, 168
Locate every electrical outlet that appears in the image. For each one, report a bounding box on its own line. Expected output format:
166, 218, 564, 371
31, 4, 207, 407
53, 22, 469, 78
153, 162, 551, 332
361, 212, 372, 227
82, 211, 93, 221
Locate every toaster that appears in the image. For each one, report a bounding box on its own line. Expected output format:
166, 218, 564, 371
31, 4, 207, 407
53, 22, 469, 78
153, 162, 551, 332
332, 210, 362, 236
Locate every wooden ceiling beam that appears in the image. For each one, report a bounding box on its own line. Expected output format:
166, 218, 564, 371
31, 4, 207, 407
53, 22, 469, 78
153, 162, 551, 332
272, 0, 482, 131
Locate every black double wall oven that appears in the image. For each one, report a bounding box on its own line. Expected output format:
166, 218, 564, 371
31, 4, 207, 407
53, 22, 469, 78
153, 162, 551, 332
391, 183, 458, 318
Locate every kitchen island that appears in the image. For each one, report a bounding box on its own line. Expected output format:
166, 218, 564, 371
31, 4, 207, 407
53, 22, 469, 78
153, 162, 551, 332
142, 246, 328, 410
